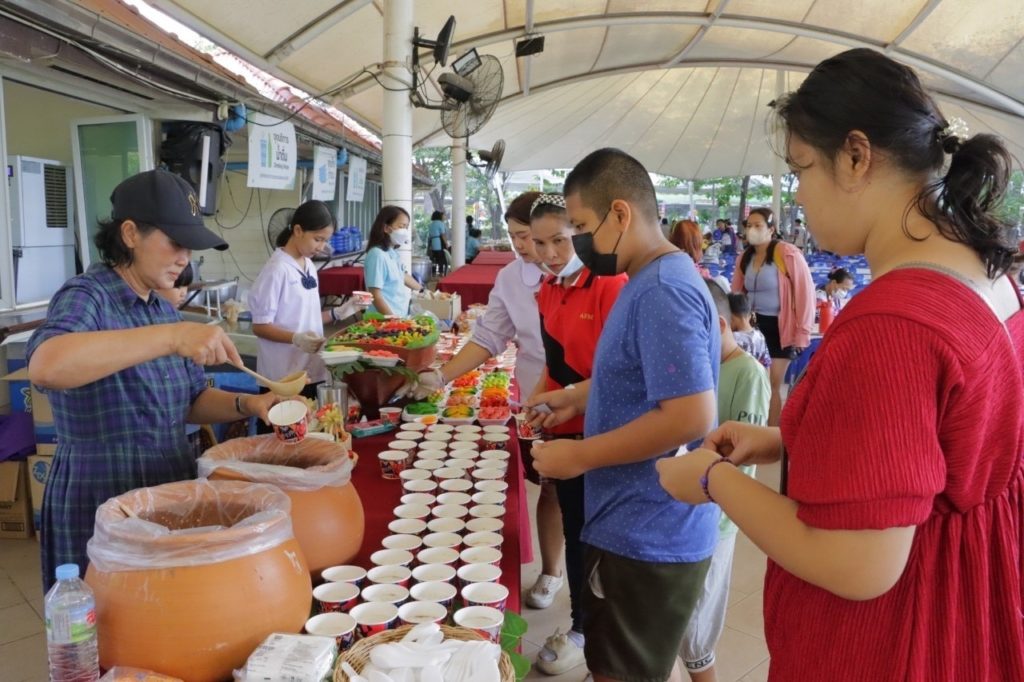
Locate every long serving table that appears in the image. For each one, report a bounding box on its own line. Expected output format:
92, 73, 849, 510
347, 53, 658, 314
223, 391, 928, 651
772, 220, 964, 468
437, 265, 507, 307
347, 426, 531, 611
470, 251, 517, 267
319, 266, 366, 298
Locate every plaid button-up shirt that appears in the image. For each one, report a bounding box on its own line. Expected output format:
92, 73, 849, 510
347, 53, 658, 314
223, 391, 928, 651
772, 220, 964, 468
27, 263, 207, 589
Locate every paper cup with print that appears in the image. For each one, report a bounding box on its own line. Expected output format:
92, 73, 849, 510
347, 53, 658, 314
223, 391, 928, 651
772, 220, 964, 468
379, 406, 403, 425
471, 491, 507, 507
469, 503, 505, 521
453, 432, 482, 446
416, 546, 460, 568
461, 581, 509, 612
312, 581, 360, 613
445, 458, 476, 474
361, 583, 410, 607
471, 467, 505, 483
448, 441, 480, 455
400, 492, 436, 507
432, 503, 469, 522
457, 562, 502, 589
439, 478, 473, 493
454, 605, 504, 643
394, 503, 431, 522
428, 423, 455, 434
422, 531, 462, 553
321, 564, 367, 587
434, 467, 467, 484
466, 517, 504, 535
382, 533, 424, 553
481, 433, 510, 451
462, 531, 503, 550
402, 478, 438, 495
424, 432, 452, 444
427, 517, 466, 535
400, 468, 432, 482
480, 449, 511, 462
414, 459, 444, 474
482, 425, 509, 435
367, 564, 412, 588
268, 400, 308, 444
436, 491, 471, 507
396, 428, 425, 442
474, 479, 509, 494
305, 612, 357, 650
388, 439, 418, 459
417, 439, 448, 452
378, 450, 408, 479
399, 421, 427, 432
474, 459, 507, 474
454, 425, 483, 435
370, 548, 414, 568
388, 518, 427, 537
416, 448, 447, 461
410, 580, 458, 612
413, 563, 456, 584
460, 546, 502, 567
399, 600, 448, 627
350, 602, 399, 640
514, 413, 542, 440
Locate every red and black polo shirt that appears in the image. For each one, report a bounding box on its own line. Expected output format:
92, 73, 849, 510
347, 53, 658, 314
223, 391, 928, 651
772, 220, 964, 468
536, 266, 628, 435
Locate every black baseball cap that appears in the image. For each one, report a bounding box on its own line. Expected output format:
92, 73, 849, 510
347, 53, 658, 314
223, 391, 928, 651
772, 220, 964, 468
110, 170, 228, 251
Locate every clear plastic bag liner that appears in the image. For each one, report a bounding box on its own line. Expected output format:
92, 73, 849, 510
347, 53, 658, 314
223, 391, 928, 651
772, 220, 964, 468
197, 435, 353, 491
87, 479, 296, 573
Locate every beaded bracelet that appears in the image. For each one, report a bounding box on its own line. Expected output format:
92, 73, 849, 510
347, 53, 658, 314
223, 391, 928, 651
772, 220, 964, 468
700, 457, 735, 503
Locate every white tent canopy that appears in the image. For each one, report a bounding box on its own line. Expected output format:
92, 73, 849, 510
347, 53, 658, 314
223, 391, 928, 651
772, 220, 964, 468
148, 0, 1024, 178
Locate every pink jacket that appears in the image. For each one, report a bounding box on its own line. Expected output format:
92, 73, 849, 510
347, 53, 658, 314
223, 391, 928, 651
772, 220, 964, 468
732, 241, 815, 349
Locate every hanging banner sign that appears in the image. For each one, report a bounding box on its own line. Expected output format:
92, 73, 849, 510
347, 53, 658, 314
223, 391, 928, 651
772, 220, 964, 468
346, 155, 367, 203
247, 112, 297, 190
312, 145, 338, 200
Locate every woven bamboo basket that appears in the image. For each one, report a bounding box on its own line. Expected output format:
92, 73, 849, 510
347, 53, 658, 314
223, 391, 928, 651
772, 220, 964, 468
333, 623, 515, 681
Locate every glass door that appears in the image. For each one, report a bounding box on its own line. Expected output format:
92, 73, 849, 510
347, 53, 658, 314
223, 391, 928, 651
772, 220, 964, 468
70, 115, 154, 267
0, 78, 13, 310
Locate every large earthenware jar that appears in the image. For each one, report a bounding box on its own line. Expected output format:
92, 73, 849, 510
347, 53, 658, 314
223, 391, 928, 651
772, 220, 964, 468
85, 480, 311, 682
199, 435, 365, 575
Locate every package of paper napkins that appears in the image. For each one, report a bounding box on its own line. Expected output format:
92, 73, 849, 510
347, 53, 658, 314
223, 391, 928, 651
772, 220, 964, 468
234, 633, 337, 682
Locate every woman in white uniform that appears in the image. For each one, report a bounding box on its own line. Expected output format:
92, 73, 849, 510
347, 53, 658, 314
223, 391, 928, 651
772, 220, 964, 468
249, 201, 358, 401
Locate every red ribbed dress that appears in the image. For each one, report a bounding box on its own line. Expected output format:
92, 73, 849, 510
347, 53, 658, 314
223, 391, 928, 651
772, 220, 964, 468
769, 269, 1024, 681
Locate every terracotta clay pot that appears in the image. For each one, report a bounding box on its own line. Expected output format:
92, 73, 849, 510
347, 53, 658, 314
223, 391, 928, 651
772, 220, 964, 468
84, 480, 312, 682
200, 436, 365, 575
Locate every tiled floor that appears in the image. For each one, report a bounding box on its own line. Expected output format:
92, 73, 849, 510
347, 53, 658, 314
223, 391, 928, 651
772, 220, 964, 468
0, 464, 779, 682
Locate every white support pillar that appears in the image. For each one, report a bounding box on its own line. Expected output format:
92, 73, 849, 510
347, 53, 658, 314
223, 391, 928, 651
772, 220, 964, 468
772, 69, 785, 233
451, 137, 467, 268
382, 0, 414, 272
688, 179, 696, 219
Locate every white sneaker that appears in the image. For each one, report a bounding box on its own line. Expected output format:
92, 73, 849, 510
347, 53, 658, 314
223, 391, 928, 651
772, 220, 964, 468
536, 630, 586, 675
525, 573, 564, 609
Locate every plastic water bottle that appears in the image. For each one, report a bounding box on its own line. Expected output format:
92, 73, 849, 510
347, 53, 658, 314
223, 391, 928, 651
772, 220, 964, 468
45, 564, 99, 682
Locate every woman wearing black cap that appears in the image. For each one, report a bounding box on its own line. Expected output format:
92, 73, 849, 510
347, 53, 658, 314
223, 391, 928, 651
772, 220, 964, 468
26, 169, 281, 590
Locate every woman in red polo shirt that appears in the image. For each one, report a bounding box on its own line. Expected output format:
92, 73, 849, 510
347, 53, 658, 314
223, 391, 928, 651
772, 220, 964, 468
526, 194, 628, 676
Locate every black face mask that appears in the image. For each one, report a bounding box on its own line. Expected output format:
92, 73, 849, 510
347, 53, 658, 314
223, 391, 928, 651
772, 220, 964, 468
571, 210, 622, 277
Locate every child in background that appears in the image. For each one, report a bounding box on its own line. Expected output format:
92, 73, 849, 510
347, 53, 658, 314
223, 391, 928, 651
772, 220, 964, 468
729, 292, 771, 370
679, 280, 770, 682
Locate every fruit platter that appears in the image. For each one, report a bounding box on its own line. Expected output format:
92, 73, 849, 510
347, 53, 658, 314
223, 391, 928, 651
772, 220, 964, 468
361, 349, 401, 367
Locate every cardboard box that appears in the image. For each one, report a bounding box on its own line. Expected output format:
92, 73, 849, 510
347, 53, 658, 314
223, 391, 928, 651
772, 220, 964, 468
2, 330, 32, 413
0, 461, 33, 539
413, 293, 462, 322
2, 368, 56, 448
27, 454, 52, 531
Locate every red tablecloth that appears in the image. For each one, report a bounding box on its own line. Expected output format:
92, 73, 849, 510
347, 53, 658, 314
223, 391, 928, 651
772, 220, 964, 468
319, 266, 365, 297
348, 426, 529, 611
437, 265, 504, 307
471, 251, 516, 267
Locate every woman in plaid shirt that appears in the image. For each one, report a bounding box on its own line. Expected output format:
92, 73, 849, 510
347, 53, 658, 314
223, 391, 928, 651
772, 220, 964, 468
27, 170, 280, 590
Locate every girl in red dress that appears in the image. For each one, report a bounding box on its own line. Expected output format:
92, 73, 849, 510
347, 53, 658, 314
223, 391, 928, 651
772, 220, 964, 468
657, 48, 1024, 681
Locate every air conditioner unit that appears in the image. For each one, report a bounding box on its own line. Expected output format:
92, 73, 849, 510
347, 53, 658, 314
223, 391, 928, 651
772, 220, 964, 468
7, 155, 76, 304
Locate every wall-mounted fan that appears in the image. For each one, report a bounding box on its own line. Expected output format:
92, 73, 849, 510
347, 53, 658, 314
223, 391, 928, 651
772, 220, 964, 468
266, 207, 295, 250
469, 139, 505, 179
439, 54, 504, 138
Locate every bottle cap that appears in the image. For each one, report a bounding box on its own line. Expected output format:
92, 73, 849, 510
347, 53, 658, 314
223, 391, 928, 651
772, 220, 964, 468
55, 564, 80, 581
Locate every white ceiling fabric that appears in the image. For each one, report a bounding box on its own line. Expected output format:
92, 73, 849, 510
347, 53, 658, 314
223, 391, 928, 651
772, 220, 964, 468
148, 0, 1024, 177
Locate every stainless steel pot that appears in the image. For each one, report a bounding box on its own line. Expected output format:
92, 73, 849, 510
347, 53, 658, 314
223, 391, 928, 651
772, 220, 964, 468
411, 257, 432, 283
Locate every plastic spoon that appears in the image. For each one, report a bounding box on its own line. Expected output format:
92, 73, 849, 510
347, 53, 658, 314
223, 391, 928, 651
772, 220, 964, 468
230, 363, 308, 396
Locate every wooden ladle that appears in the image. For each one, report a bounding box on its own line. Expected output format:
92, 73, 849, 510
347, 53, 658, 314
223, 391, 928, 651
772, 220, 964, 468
230, 363, 309, 397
